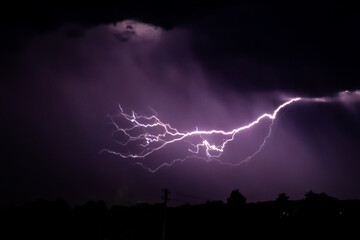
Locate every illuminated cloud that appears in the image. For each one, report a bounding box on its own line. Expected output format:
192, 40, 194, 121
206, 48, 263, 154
109, 19, 163, 42
300, 90, 360, 103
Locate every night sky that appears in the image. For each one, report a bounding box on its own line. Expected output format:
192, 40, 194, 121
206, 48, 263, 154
1, 1, 360, 207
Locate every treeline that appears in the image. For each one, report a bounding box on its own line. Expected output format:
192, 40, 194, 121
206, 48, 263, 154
1, 190, 360, 239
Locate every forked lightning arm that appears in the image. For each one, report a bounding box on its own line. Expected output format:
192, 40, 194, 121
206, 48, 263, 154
101, 98, 302, 172
101, 90, 360, 172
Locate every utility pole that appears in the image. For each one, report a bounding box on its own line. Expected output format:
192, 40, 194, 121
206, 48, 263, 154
162, 188, 170, 240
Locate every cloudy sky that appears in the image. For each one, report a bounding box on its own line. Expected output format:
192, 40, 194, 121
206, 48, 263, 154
1, 1, 360, 206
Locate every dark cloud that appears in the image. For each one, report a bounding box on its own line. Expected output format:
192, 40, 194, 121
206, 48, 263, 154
2, 1, 360, 95
185, 2, 360, 96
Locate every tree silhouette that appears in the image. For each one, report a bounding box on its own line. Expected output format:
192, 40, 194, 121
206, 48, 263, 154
304, 190, 317, 201
227, 189, 246, 207
276, 193, 289, 202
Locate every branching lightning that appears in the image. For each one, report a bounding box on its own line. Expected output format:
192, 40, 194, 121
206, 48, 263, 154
101, 97, 302, 172
101, 90, 360, 172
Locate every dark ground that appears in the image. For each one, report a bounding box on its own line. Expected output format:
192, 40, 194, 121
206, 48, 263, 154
2, 191, 360, 239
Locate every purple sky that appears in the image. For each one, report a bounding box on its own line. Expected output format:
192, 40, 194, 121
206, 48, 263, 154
2, 3, 360, 206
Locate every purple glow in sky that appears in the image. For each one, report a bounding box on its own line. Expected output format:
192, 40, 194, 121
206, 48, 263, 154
102, 98, 301, 172
103, 90, 360, 173
2, 11, 360, 207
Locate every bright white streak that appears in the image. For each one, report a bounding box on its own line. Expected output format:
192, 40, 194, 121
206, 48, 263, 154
101, 97, 301, 172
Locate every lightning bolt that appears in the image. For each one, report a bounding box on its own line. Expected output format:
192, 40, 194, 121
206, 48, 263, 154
101, 90, 360, 172
101, 97, 302, 172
